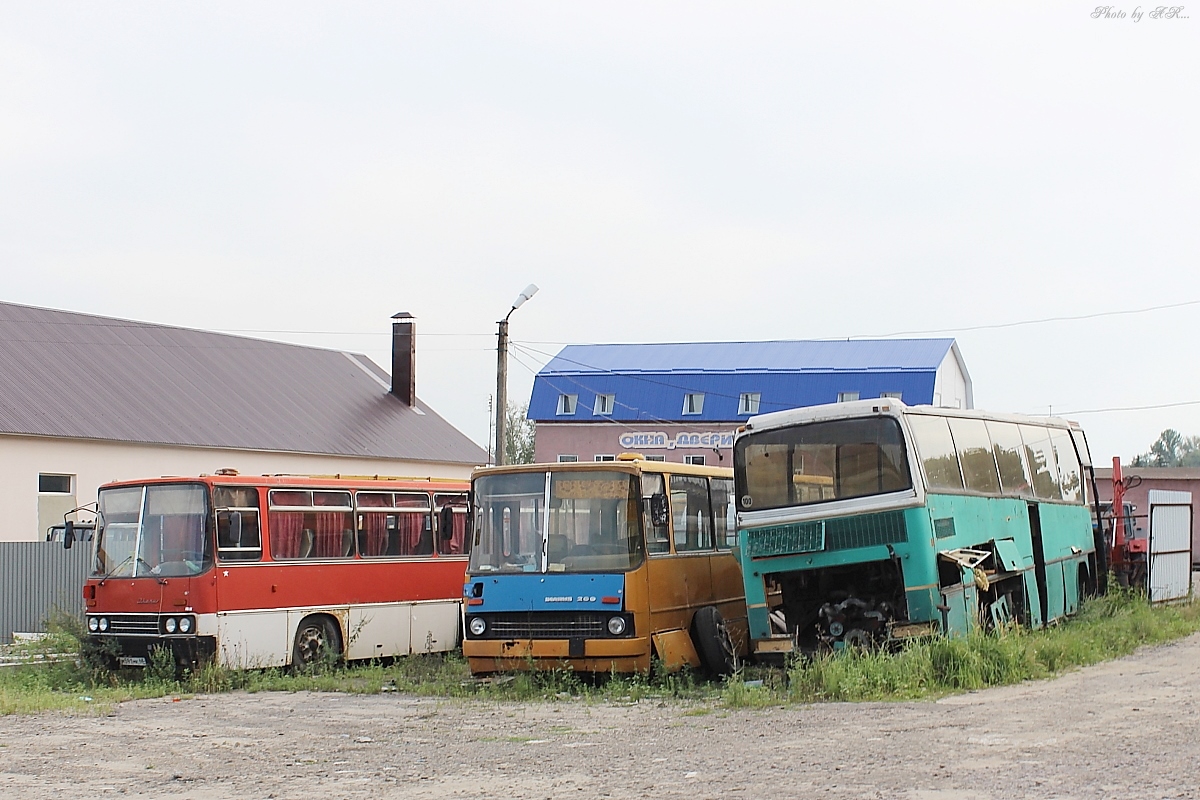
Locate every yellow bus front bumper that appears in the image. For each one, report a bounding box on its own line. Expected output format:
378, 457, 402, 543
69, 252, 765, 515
463, 636, 651, 674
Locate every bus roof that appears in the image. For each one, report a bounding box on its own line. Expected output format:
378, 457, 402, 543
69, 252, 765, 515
472, 458, 732, 481
99, 473, 470, 492
741, 398, 1082, 437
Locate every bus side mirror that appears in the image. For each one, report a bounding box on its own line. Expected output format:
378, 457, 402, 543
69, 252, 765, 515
63, 521, 75, 550
440, 506, 455, 540
649, 494, 669, 527
228, 511, 243, 547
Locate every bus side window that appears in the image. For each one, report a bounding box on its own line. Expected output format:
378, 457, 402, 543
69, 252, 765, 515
216, 509, 262, 561
641, 473, 669, 554
710, 477, 735, 549
670, 474, 713, 552
214, 487, 262, 562
434, 493, 470, 554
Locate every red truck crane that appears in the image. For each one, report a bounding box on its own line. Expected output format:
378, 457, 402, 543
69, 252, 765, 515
1104, 457, 1147, 590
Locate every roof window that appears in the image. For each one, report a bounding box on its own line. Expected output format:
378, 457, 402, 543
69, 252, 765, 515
738, 393, 761, 415
682, 393, 705, 415
557, 394, 578, 415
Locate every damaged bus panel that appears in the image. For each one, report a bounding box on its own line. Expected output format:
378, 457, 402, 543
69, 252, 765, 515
733, 400, 1101, 659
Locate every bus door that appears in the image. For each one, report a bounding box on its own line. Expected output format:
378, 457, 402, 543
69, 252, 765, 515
707, 476, 742, 609
1027, 502, 1048, 628
643, 473, 686, 634
668, 473, 715, 611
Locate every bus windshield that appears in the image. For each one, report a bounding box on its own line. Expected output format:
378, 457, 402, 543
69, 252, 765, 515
470, 470, 644, 574
94, 484, 212, 578
735, 417, 912, 512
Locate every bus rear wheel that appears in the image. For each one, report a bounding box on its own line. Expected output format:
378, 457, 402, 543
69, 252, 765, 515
691, 606, 737, 677
292, 615, 342, 668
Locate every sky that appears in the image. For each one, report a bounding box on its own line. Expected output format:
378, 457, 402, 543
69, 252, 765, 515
2, 3, 1197, 462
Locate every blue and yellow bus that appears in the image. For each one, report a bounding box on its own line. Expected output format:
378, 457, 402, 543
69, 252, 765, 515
463, 456, 747, 674
732, 399, 1101, 659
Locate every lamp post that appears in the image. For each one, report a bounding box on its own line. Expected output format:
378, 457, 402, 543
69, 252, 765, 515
495, 284, 539, 465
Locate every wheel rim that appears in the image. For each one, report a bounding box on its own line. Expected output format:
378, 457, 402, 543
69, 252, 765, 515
296, 624, 325, 663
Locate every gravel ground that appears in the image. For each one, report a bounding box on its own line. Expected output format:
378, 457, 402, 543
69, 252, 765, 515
3, 633, 1199, 800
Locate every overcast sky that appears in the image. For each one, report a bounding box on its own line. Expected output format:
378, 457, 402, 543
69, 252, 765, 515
2, 3, 1197, 461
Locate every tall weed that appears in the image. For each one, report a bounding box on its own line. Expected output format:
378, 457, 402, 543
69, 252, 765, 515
4, 589, 1198, 715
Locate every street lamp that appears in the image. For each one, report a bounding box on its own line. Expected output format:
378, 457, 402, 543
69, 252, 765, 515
495, 284, 539, 465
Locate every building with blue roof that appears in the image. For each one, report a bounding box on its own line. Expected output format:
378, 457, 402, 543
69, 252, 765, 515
530, 339, 971, 464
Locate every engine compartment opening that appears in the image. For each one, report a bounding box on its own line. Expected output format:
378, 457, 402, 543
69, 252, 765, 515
766, 558, 908, 653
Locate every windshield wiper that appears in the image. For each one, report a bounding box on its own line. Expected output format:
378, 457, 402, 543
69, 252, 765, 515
99, 555, 153, 584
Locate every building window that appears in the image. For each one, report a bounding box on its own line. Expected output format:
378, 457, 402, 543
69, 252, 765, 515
837, 392, 860, 403
594, 454, 616, 462
557, 455, 579, 463
738, 392, 761, 415
594, 394, 615, 415
880, 392, 903, 400
682, 393, 705, 415
645, 455, 666, 462
39, 474, 73, 494
557, 394, 578, 415
684, 455, 705, 466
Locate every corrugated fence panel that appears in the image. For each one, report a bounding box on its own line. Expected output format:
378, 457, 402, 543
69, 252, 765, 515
0, 542, 91, 643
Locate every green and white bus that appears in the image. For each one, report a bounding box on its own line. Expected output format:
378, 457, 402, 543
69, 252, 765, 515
732, 399, 1101, 659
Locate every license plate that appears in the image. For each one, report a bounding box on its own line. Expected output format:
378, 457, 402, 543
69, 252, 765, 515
119, 656, 147, 667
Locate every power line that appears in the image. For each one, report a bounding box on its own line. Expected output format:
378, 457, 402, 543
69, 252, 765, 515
217, 329, 493, 337
1057, 399, 1200, 415
857, 299, 1200, 338
13, 295, 1195, 342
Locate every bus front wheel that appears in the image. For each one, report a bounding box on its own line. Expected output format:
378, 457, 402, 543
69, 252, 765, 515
691, 606, 737, 677
292, 615, 342, 668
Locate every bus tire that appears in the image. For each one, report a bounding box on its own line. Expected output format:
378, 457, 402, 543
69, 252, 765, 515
292, 615, 342, 668
691, 606, 736, 677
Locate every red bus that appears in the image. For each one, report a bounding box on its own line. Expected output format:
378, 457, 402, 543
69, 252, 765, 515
82, 471, 471, 670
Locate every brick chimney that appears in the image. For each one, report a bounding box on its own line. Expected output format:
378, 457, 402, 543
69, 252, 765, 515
391, 312, 415, 405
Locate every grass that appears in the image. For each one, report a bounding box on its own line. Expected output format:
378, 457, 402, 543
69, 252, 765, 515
3, 588, 1198, 716
722, 585, 1200, 706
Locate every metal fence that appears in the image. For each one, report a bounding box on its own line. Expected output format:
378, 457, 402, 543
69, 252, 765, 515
0, 542, 91, 643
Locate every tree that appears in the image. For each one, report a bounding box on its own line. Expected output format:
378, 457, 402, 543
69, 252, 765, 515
1132, 429, 1200, 467
505, 403, 536, 464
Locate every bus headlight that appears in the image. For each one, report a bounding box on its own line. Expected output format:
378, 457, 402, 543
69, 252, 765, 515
607, 616, 627, 636
468, 617, 487, 637
164, 618, 177, 633
98, 617, 109, 632
88, 617, 99, 632
179, 616, 192, 633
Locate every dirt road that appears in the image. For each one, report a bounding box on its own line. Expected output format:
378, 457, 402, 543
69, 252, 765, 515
3, 634, 1199, 799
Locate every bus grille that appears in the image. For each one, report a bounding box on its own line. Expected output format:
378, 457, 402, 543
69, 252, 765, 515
746, 510, 908, 558
825, 510, 907, 550
485, 613, 608, 639
98, 615, 161, 636
745, 521, 825, 558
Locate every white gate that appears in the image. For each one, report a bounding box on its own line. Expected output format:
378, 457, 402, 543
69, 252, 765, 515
1148, 490, 1193, 603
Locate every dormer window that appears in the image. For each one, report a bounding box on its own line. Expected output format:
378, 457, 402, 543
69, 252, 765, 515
837, 391, 860, 403
682, 393, 704, 415
738, 392, 761, 415
594, 394, 615, 415
557, 394, 578, 415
